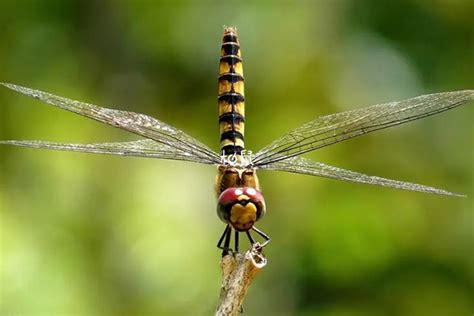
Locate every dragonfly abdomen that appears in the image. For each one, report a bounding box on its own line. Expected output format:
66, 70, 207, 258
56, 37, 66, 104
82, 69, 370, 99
218, 27, 245, 155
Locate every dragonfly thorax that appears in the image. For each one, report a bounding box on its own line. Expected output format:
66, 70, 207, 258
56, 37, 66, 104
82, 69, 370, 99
217, 187, 266, 232
215, 165, 260, 196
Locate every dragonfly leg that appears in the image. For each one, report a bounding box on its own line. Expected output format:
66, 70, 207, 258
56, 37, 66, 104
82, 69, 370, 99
217, 224, 230, 248
217, 225, 233, 257
235, 230, 240, 253
252, 226, 271, 247
246, 230, 256, 244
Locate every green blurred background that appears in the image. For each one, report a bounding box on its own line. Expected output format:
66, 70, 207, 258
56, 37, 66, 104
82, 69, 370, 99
0, 1, 473, 315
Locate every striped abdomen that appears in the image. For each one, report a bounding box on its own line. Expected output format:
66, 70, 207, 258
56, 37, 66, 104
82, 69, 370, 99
218, 27, 245, 155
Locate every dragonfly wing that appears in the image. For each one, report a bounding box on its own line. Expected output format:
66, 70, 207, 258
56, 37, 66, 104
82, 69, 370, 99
1, 82, 221, 164
254, 90, 474, 166
0, 139, 218, 165
259, 156, 463, 197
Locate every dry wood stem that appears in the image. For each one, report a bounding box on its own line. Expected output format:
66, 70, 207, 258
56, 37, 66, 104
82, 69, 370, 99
215, 244, 267, 316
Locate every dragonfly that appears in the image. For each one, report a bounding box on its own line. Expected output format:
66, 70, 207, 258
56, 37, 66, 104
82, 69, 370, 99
1, 27, 473, 256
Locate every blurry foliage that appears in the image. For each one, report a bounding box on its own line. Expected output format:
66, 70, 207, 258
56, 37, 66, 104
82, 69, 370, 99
0, 0, 473, 315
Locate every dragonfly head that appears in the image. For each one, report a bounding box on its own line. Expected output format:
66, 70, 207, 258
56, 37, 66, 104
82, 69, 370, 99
217, 187, 266, 231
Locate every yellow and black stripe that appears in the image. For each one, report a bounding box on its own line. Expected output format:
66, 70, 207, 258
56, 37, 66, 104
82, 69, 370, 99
218, 27, 245, 155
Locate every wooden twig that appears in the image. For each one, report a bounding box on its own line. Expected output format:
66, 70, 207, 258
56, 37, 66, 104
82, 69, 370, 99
215, 244, 267, 316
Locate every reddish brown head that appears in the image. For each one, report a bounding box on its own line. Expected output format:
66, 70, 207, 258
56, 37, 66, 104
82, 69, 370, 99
217, 187, 266, 231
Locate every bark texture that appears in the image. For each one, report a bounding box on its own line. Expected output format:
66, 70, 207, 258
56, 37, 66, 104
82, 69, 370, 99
215, 244, 267, 316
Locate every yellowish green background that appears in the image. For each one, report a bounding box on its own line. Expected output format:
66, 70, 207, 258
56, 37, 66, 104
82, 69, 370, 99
0, 1, 473, 315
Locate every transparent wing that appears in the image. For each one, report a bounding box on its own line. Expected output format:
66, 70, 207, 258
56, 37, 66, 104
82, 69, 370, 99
259, 156, 463, 197
0, 139, 218, 165
254, 90, 474, 166
0, 82, 220, 165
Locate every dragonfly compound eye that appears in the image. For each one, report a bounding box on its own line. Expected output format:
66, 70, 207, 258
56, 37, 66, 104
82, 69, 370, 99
217, 187, 266, 231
